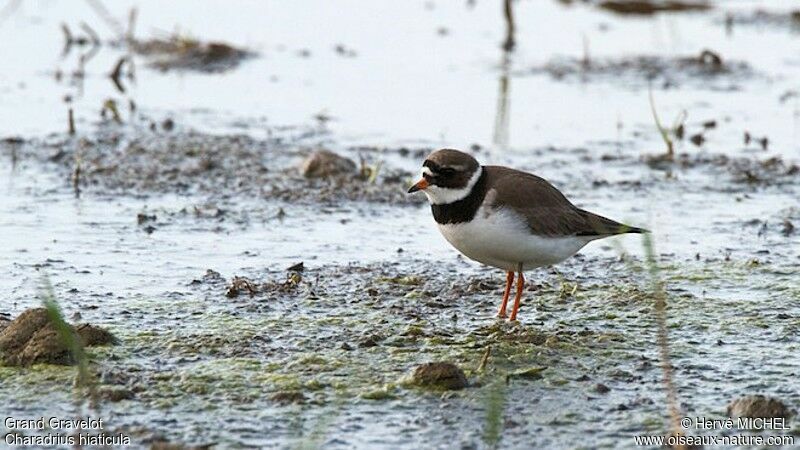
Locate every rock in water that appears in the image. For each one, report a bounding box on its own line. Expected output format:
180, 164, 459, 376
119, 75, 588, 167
727, 395, 792, 418
403, 362, 468, 390
301, 150, 356, 178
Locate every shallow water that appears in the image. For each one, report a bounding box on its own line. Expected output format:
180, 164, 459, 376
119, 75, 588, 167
1, 1, 799, 449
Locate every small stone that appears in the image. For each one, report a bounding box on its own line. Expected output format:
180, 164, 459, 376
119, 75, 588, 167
594, 383, 611, 394
358, 334, 382, 348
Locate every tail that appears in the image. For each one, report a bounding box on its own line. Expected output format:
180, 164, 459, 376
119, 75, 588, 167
576, 210, 650, 237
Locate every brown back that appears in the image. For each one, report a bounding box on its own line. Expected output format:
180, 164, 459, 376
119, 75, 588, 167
482, 166, 644, 237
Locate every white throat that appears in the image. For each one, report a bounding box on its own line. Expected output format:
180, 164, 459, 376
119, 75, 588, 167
423, 166, 483, 205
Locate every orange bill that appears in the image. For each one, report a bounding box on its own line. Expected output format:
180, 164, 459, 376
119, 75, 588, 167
407, 178, 429, 193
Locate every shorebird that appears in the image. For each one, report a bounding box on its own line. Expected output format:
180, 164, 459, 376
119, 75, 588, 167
408, 149, 647, 321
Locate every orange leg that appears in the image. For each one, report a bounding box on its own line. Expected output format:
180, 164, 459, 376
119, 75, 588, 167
497, 271, 514, 318
509, 271, 525, 321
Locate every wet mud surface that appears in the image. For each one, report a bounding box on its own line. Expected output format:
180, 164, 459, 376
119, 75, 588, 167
8, 128, 420, 206
3, 118, 800, 449
2, 252, 799, 448
1, 0, 800, 449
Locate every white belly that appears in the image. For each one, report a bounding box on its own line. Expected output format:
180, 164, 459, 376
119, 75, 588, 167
436, 206, 590, 271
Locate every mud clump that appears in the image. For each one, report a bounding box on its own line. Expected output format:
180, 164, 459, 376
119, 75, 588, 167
598, 0, 710, 15
134, 36, 253, 73
301, 150, 357, 178
76, 324, 117, 346
0, 308, 115, 366
402, 362, 468, 390
270, 391, 307, 404
727, 395, 793, 419
0, 314, 15, 334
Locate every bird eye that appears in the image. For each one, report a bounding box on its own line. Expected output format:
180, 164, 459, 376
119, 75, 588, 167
439, 167, 455, 176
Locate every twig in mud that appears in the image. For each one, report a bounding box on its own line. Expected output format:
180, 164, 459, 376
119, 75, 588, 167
72, 140, 84, 198
581, 33, 591, 69
60, 23, 74, 57
493, 51, 511, 148
502, 0, 515, 52
358, 155, 382, 183
68, 108, 76, 135
80, 22, 101, 47
648, 87, 685, 160
477, 346, 491, 372
649, 87, 673, 157
609, 234, 687, 448
101, 99, 123, 124
126, 7, 138, 44
109, 56, 128, 93
641, 234, 686, 449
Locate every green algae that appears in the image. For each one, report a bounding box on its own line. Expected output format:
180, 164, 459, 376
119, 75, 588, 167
5, 255, 798, 447
360, 384, 397, 400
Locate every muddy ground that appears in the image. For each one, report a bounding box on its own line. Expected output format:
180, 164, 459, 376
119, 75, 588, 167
2, 124, 799, 449
1, 1, 800, 449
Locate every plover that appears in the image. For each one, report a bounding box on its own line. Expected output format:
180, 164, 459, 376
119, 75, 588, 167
408, 149, 647, 321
